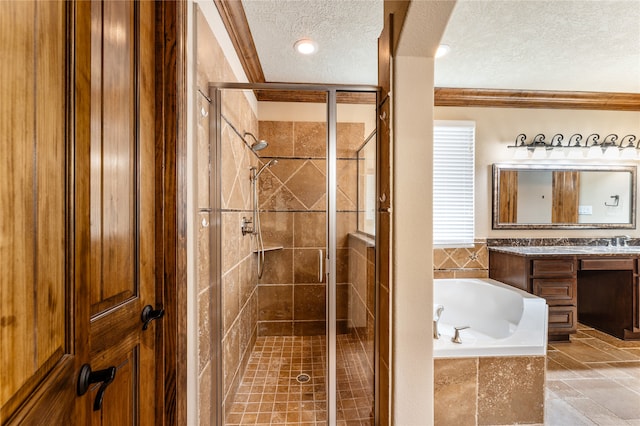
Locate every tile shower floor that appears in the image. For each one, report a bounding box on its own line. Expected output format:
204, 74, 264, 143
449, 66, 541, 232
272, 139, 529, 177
545, 323, 640, 425
225, 334, 374, 426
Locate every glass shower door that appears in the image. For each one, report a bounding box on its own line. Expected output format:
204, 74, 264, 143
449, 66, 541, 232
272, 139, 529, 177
209, 84, 376, 425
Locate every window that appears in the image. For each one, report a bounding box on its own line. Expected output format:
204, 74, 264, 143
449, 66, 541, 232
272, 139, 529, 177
433, 121, 475, 247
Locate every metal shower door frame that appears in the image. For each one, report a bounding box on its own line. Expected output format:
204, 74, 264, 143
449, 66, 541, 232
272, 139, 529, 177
209, 82, 378, 426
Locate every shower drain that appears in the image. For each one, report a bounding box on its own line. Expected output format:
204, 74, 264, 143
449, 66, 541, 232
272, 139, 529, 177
296, 373, 311, 383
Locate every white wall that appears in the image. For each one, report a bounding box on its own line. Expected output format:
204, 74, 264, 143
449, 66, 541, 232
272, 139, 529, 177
517, 171, 553, 223
579, 171, 632, 223
393, 55, 435, 425
435, 106, 640, 239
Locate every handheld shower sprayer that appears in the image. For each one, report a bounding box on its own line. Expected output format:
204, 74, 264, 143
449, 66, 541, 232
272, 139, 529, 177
253, 159, 279, 180
245, 159, 279, 279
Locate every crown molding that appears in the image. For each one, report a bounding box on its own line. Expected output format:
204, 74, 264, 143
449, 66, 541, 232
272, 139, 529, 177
434, 88, 640, 111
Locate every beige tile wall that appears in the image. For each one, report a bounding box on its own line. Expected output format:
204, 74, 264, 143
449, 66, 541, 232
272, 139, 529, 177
196, 10, 259, 421
347, 233, 376, 377
434, 356, 546, 425
433, 240, 489, 279
257, 120, 363, 336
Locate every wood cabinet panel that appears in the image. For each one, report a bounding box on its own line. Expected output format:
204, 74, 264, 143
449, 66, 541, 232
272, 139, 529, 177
490, 249, 640, 341
532, 259, 575, 277
581, 258, 635, 271
1, 0, 37, 407
90, 0, 137, 315
533, 278, 576, 305
551, 171, 579, 223
489, 251, 529, 291
499, 170, 518, 223
548, 305, 577, 334
1, 1, 70, 419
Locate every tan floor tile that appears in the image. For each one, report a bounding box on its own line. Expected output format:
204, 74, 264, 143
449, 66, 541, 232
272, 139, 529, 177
564, 378, 640, 420
224, 334, 373, 425
564, 397, 626, 426
544, 397, 597, 425
551, 339, 623, 363
547, 350, 606, 379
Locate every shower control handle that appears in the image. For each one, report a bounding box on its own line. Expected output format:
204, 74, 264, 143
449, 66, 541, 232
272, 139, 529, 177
318, 249, 324, 283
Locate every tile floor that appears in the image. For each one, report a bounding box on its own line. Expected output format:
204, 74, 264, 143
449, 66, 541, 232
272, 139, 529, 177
227, 324, 640, 425
545, 323, 640, 425
225, 334, 374, 426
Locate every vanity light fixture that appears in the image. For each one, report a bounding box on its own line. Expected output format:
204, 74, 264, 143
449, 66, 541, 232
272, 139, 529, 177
509, 133, 639, 160
294, 38, 318, 55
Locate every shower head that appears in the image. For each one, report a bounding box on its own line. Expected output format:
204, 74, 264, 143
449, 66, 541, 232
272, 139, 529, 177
244, 132, 269, 152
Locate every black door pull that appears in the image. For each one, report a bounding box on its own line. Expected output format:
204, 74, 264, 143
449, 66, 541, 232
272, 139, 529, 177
141, 305, 165, 330
77, 364, 116, 411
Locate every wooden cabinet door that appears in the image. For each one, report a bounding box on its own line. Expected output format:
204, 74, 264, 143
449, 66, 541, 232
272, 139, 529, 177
1, 1, 83, 424
87, 0, 158, 424
1, 1, 159, 424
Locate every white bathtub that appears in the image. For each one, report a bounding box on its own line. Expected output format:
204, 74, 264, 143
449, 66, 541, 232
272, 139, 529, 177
433, 278, 548, 358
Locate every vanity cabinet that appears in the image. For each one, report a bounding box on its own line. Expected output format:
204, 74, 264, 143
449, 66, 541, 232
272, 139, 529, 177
490, 252, 577, 341
489, 248, 640, 342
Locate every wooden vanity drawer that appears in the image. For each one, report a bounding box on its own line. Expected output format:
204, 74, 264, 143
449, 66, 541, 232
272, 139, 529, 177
533, 278, 576, 305
548, 305, 577, 334
532, 259, 575, 277
580, 258, 635, 271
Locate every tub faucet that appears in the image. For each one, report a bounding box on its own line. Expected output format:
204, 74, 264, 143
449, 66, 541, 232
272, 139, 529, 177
451, 326, 470, 344
433, 305, 444, 339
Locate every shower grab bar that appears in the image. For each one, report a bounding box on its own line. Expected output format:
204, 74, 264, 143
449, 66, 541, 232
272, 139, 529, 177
318, 249, 323, 283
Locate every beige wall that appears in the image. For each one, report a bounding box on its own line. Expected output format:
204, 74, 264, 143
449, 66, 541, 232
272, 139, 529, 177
393, 55, 435, 424
435, 106, 640, 239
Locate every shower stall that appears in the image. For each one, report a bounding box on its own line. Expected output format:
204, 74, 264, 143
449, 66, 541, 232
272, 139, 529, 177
197, 82, 378, 425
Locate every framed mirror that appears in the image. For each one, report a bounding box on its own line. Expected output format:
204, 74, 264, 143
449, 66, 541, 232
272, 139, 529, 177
492, 163, 637, 229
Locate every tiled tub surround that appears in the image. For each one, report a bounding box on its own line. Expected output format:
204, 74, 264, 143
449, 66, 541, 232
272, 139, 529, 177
256, 120, 364, 337
433, 278, 547, 425
433, 240, 489, 278
435, 356, 546, 425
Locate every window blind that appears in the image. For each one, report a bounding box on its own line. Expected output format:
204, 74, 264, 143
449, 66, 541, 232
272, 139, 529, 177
433, 120, 475, 247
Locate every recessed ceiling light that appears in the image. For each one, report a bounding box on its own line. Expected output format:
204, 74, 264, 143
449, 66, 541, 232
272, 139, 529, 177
435, 44, 450, 59
294, 38, 318, 55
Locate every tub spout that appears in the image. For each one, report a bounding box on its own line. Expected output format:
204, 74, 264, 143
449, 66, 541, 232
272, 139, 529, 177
451, 326, 470, 344
433, 305, 444, 339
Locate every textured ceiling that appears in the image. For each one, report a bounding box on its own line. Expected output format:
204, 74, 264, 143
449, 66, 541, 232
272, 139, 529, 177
241, 0, 640, 93
242, 0, 383, 85
436, 0, 640, 93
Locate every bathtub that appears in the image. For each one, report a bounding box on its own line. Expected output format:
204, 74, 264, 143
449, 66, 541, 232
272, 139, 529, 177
433, 278, 548, 358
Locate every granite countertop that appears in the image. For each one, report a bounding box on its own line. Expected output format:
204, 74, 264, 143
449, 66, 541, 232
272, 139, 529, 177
489, 245, 640, 256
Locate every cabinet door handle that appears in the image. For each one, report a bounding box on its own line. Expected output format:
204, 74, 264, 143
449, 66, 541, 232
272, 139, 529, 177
318, 249, 324, 283
141, 305, 165, 330
77, 364, 116, 411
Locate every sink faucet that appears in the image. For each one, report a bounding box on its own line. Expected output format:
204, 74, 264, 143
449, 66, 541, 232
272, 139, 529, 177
433, 305, 444, 339
614, 235, 631, 247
